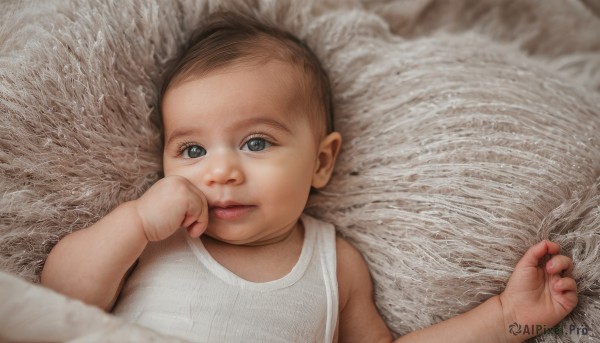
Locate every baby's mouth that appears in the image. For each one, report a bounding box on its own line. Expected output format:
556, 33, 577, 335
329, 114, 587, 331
209, 202, 255, 220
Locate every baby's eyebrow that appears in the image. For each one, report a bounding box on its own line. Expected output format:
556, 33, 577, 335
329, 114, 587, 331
165, 127, 203, 146
231, 117, 292, 135
165, 117, 292, 146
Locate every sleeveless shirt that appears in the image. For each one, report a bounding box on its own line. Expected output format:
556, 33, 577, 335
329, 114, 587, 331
113, 214, 338, 343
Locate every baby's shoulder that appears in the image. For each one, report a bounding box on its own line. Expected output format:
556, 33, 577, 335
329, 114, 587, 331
335, 236, 373, 310
334, 236, 363, 264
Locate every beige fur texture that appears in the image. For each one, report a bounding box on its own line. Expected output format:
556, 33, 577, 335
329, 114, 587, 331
1, 0, 599, 342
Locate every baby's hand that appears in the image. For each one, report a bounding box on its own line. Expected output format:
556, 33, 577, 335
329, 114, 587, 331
133, 175, 208, 242
499, 240, 578, 341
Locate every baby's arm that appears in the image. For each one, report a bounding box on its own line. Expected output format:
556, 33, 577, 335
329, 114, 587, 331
41, 176, 208, 311
337, 239, 577, 343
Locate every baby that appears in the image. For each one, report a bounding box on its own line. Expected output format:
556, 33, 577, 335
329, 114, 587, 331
41, 11, 578, 343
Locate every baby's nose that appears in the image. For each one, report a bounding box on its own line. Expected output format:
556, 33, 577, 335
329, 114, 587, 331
202, 152, 244, 186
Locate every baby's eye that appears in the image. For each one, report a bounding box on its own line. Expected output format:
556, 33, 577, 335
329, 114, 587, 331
242, 138, 271, 152
182, 145, 206, 158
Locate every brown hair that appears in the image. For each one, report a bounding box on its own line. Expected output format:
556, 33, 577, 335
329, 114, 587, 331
159, 11, 334, 136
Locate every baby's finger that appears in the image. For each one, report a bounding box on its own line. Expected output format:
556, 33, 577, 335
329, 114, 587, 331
554, 277, 577, 293
553, 278, 578, 312
181, 188, 207, 225
183, 189, 208, 238
186, 221, 207, 238
546, 255, 573, 275
188, 185, 209, 218
517, 240, 561, 269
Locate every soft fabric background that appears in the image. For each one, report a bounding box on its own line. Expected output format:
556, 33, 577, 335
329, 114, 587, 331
1, 0, 599, 342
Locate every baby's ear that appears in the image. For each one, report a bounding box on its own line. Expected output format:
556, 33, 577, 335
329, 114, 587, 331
312, 132, 342, 189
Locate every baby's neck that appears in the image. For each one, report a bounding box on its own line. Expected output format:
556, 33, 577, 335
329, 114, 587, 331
199, 222, 305, 283
224, 224, 299, 247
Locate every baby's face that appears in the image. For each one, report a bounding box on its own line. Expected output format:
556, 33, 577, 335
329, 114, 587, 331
161, 61, 323, 245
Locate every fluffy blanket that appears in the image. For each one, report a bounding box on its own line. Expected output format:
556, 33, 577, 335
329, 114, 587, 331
1, 0, 599, 342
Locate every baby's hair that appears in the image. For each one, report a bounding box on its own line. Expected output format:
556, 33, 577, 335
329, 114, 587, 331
159, 11, 334, 137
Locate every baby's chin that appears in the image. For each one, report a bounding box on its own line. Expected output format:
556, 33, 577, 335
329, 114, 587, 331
200, 225, 256, 246
202, 223, 295, 247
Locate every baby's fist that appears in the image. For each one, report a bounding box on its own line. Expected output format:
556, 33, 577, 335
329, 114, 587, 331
133, 176, 208, 241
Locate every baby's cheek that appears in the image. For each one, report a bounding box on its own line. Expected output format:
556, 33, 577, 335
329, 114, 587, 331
254, 162, 312, 203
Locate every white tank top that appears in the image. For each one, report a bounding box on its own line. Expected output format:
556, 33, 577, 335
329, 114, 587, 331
113, 214, 338, 343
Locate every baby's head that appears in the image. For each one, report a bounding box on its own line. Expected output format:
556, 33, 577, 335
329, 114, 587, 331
159, 12, 341, 244
160, 11, 334, 141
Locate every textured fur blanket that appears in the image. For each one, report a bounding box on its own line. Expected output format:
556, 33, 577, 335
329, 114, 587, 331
1, 0, 600, 342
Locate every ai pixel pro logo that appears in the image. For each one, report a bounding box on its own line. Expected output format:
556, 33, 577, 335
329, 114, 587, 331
508, 322, 591, 337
